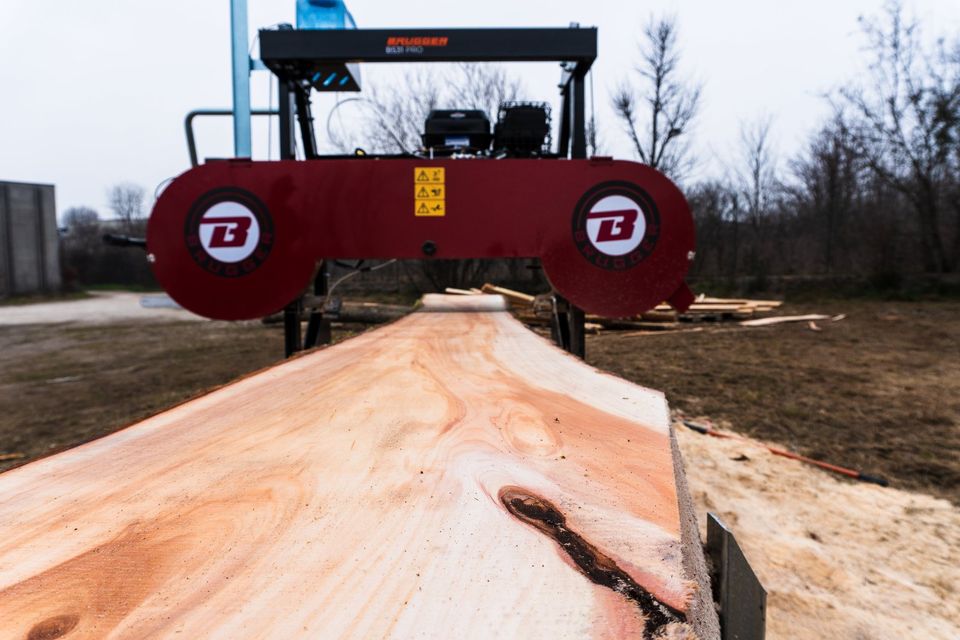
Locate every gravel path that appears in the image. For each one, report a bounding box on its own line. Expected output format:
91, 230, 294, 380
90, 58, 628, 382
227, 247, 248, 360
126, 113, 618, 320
0, 292, 203, 326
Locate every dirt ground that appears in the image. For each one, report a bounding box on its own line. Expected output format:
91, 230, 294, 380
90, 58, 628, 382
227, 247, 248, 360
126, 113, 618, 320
0, 295, 958, 638
0, 320, 279, 466
588, 299, 960, 505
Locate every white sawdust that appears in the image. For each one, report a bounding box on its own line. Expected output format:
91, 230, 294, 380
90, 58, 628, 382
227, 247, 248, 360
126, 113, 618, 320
675, 417, 960, 640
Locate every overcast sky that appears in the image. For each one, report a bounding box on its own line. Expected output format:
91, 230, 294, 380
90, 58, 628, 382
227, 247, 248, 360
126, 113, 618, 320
1, 0, 959, 219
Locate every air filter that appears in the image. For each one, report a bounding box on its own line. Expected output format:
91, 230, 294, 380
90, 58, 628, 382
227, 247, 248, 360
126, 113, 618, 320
421, 110, 492, 152
494, 102, 551, 156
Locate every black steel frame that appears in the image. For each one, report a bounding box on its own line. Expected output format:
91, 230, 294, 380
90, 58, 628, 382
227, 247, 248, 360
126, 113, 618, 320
259, 27, 597, 66
260, 27, 596, 358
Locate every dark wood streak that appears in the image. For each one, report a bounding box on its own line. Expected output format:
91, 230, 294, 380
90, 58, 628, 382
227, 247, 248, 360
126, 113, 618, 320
499, 486, 685, 639
27, 614, 79, 640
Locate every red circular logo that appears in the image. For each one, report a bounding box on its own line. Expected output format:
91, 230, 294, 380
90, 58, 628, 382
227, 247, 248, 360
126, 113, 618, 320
572, 182, 660, 271
184, 188, 274, 278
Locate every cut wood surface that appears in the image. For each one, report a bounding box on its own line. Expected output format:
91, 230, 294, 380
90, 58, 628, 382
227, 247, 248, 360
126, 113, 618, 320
443, 287, 479, 296
0, 294, 714, 639
480, 283, 536, 305
739, 314, 832, 327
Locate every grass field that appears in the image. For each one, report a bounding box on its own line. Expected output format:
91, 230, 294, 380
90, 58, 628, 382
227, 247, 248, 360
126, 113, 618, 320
1, 298, 957, 504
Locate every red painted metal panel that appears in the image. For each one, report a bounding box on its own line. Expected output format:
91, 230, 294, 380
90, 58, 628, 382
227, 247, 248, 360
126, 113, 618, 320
147, 158, 694, 320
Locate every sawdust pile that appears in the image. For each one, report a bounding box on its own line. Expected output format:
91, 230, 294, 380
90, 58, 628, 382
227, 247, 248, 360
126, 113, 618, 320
674, 416, 960, 640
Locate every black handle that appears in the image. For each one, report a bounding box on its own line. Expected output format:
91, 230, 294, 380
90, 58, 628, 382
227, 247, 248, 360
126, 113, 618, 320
102, 234, 147, 249
681, 420, 709, 435
857, 472, 889, 487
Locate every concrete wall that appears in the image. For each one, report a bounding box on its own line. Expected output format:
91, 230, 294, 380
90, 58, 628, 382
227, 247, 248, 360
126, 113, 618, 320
0, 181, 61, 297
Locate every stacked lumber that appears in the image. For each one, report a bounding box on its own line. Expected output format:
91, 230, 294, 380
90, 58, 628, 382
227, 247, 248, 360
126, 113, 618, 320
479, 283, 536, 306
447, 285, 784, 330
648, 295, 784, 322
0, 294, 718, 639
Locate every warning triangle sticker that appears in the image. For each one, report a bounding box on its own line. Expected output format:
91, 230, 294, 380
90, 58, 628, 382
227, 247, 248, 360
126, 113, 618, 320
417, 186, 430, 198
417, 202, 430, 214
416, 171, 430, 182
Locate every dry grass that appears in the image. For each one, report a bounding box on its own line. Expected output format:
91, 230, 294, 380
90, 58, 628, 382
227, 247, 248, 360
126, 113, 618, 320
0, 321, 285, 469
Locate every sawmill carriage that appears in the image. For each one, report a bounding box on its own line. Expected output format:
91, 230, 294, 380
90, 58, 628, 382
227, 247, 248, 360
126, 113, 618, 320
0, 2, 768, 638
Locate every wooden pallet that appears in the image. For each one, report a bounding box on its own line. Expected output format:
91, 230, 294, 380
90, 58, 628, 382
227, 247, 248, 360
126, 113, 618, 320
0, 294, 717, 639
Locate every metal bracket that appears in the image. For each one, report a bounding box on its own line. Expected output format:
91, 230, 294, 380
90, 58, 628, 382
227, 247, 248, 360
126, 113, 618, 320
184, 109, 280, 167
706, 512, 766, 640
549, 294, 585, 358
283, 263, 333, 358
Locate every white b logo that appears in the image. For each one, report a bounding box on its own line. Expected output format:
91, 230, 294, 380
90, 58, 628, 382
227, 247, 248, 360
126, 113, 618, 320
585, 195, 646, 256
198, 201, 260, 263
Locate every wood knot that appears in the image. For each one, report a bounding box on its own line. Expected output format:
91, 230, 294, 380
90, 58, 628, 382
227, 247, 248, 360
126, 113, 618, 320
499, 486, 566, 532
27, 614, 79, 640
498, 485, 686, 639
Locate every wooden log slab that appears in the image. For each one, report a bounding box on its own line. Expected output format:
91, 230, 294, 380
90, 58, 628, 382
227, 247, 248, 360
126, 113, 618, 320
0, 294, 718, 639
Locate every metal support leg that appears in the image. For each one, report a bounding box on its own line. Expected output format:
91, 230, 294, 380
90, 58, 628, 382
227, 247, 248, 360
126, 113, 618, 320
571, 72, 587, 159
304, 262, 332, 349
551, 294, 586, 359
283, 298, 303, 358
294, 86, 318, 159
550, 295, 571, 350
553, 69, 588, 359
278, 80, 295, 160
558, 84, 570, 157
568, 304, 585, 358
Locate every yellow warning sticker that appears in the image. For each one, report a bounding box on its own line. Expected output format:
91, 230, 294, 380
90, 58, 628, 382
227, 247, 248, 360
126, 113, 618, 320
415, 167, 445, 184
415, 184, 445, 200
415, 199, 446, 217
414, 167, 445, 216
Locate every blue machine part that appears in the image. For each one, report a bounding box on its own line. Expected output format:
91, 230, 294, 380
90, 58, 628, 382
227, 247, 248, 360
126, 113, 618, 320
230, 0, 358, 157
295, 0, 361, 92
230, 0, 252, 158
297, 0, 357, 30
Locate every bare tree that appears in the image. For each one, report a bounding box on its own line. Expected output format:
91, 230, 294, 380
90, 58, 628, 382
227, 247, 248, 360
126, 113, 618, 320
351, 70, 441, 154
448, 63, 523, 124
788, 114, 863, 273
837, 1, 960, 273
61, 207, 101, 287
687, 180, 738, 278
733, 117, 780, 282
63, 206, 99, 231
613, 15, 702, 181
737, 117, 778, 227
343, 64, 523, 154
586, 116, 601, 157
934, 40, 960, 267
107, 183, 146, 233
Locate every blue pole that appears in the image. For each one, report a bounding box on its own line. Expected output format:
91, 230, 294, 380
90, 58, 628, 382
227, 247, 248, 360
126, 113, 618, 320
230, 0, 252, 158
